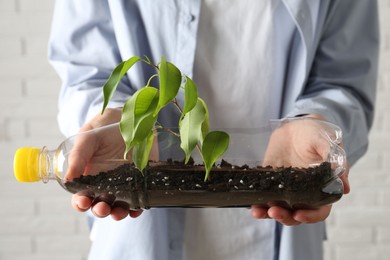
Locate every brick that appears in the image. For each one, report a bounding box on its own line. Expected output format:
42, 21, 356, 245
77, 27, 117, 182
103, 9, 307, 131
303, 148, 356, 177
335, 209, 390, 226
76, 215, 91, 235
18, 0, 55, 13
5, 118, 27, 139
327, 227, 373, 244
0, 37, 23, 58
0, 99, 59, 119
381, 113, 390, 132
375, 246, 390, 260
378, 190, 390, 207
37, 197, 78, 216
0, 120, 5, 141
0, 14, 53, 37
379, 8, 390, 27
323, 242, 334, 260
371, 111, 384, 131
347, 170, 389, 189
376, 76, 390, 94
350, 150, 382, 171
0, 162, 15, 181
0, 0, 17, 13
0, 253, 86, 260
0, 56, 57, 78
377, 73, 387, 94
335, 245, 377, 260
28, 118, 63, 138
345, 245, 390, 260
382, 33, 390, 52
24, 36, 50, 56
0, 139, 22, 157
0, 158, 13, 180
0, 179, 68, 199
0, 236, 32, 254
25, 78, 61, 98
34, 235, 90, 254
363, 133, 390, 153
378, 0, 390, 7
0, 197, 35, 217
377, 227, 390, 243
381, 151, 390, 169
379, 53, 390, 71
335, 188, 379, 208
0, 215, 77, 235
0, 79, 23, 99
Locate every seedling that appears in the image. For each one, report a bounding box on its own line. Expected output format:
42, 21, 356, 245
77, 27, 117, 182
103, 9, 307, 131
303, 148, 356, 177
101, 56, 229, 181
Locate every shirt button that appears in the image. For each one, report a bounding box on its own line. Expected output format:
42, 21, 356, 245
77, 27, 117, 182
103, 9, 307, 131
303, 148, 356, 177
180, 13, 195, 23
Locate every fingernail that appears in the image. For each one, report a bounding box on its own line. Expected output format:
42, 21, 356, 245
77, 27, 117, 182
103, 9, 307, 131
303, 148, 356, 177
75, 198, 88, 210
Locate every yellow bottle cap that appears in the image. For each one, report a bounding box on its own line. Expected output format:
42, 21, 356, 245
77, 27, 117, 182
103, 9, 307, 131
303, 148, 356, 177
14, 147, 41, 182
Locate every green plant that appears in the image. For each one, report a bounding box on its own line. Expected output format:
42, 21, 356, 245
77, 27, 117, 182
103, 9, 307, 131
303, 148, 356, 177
101, 56, 229, 181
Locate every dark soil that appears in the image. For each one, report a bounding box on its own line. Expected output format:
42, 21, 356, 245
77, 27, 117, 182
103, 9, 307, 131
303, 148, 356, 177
64, 160, 343, 210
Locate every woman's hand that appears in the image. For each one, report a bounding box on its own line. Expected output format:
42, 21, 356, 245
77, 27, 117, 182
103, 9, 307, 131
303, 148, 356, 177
251, 114, 350, 225
67, 108, 151, 220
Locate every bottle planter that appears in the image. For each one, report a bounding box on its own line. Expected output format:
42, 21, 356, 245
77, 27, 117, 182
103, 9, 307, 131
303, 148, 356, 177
62, 121, 346, 210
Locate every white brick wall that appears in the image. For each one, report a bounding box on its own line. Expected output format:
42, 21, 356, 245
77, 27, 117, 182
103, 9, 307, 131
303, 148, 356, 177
0, 1, 389, 260
323, 1, 390, 259
0, 1, 90, 260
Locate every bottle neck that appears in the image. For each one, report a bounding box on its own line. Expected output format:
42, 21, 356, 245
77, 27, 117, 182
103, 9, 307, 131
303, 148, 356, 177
39, 146, 56, 183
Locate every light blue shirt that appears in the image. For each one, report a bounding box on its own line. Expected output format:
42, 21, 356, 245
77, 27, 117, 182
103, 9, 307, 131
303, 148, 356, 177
48, 1, 379, 259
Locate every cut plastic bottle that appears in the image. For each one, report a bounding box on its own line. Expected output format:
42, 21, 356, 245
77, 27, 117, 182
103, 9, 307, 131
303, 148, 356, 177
14, 118, 347, 210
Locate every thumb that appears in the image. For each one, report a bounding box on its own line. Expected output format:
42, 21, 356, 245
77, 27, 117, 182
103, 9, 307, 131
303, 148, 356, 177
65, 130, 98, 181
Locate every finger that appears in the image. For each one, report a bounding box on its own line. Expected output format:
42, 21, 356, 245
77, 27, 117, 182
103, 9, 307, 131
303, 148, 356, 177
341, 174, 350, 194
92, 201, 111, 218
72, 194, 93, 212
66, 131, 98, 181
111, 207, 131, 221
129, 210, 143, 218
250, 205, 270, 219
341, 162, 350, 194
109, 201, 131, 221
267, 207, 301, 226
293, 205, 332, 224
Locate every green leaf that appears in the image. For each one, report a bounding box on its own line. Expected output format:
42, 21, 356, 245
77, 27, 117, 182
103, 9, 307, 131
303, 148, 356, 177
201, 131, 230, 181
120, 87, 159, 157
198, 98, 210, 143
182, 76, 198, 115
101, 56, 140, 114
179, 99, 207, 163
133, 131, 155, 172
155, 57, 182, 116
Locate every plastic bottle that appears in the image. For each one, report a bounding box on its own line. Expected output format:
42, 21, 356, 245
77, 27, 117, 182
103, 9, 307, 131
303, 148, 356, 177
13, 118, 346, 210
13, 122, 132, 194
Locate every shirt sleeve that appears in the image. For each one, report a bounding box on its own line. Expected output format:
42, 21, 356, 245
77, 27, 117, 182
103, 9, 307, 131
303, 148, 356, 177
289, 0, 380, 166
48, 0, 133, 136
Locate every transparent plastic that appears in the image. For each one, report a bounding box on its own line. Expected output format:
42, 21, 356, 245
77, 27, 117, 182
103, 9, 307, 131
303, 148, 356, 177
14, 117, 346, 210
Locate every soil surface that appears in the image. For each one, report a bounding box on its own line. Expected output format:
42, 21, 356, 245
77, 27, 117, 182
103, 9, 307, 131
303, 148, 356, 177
64, 160, 343, 210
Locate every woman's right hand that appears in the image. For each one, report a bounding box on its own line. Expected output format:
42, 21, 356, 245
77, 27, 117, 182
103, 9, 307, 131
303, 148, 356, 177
67, 108, 148, 220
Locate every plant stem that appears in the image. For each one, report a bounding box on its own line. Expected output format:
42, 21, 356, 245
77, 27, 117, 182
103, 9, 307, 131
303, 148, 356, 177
140, 57, 159, 70
172, 98, 183, 114
146, 74, 158, 87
